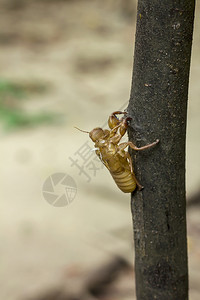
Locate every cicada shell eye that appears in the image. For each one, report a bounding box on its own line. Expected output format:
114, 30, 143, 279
108, 115, 120, 129
89, 127, 105, 142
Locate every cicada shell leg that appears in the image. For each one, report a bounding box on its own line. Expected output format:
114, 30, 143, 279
125, 152, 143, 190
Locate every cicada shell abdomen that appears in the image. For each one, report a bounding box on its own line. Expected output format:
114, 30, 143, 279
111, 169, 137, 193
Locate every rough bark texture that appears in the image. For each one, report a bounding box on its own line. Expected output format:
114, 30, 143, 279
127, 1, 195, 299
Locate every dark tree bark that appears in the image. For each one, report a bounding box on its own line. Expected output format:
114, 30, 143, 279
127, 1, 195, 299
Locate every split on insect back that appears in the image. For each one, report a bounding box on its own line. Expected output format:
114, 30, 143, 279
75, 111, 159, 193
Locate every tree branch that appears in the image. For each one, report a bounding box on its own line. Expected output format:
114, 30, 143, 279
128, 1, 195, 299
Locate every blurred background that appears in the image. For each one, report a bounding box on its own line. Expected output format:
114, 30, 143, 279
0, 0, 200, 299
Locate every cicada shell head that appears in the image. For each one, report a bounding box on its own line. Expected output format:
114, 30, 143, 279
89, 127, 105, 142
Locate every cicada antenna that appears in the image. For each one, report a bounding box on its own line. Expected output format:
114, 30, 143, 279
74, 126, 90, 133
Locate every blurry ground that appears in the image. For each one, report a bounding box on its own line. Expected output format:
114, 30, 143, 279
0, 0, 200, 299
